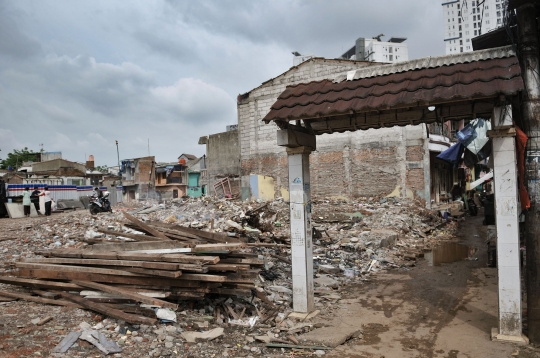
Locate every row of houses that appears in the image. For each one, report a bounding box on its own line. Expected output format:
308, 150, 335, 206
119, 153, 207, 202
0, 151, 209, 204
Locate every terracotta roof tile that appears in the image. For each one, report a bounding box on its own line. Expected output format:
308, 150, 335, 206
263, 52, 524, 125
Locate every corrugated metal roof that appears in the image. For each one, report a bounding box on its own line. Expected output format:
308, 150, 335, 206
263, 47, 524, 125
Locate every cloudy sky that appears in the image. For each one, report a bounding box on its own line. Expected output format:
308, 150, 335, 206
0, 0, 444, 167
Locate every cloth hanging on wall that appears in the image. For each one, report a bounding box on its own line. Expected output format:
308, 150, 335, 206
515, 125, 531, 211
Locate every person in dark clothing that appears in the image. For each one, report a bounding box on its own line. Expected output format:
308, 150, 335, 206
31, 187, 41, 214
451, 183, 462, 200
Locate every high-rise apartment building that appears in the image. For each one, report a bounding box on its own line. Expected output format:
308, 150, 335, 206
340, 36, 409, 63
443, 0, 507, 54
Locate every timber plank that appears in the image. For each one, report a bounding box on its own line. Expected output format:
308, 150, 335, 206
209, 288, 252, 296
90, 241, 189, 252
176, 263, 207, 273
15, 263, 143, 277
34, 249, 220, 264
113, 267, 183, 278
16, 268, 201, 287
207, 264, 240, 272
97, 228, 165, 242
0, 290, 83, 308
23, 258, 181, 271
123, 212, 170, 240
61, 292, 157, 325
151, 222, 241, 243
146, 226, 205, 242
0, 276, 83, 291
31, 289, 61, 299
220, 258, 265, 265
72, 281, 177, 309
176, 273, 226, 282
193, 243, 245, 252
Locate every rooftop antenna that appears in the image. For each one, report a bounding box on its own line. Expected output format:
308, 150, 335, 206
148, 138, 150, 156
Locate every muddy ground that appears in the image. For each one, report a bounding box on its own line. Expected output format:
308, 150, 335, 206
0, 207, 539, 357
304, 213, 537, 358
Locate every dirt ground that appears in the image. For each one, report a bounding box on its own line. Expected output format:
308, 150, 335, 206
0, 208, 539, 357
302, 213, 537, 358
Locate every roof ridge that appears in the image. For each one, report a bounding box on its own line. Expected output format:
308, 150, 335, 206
334, 45, 516, 83
276, 57, 519, 101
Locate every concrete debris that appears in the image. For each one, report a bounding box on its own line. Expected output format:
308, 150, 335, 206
181, 327, 224, 342
0, 194, 463, 356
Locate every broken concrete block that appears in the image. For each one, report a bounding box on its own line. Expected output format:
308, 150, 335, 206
268, 286, 293, 295
318, 265, 340, 274
79, 322, 91, 330
181, 327, 224, 343
370, 229, 398, 248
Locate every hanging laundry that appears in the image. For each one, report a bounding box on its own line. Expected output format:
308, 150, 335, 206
436, 142, 465, 168
466, 118, 491, 155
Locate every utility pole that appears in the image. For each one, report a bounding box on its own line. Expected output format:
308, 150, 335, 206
517, 1, 540, 343
115, 140, 121, 185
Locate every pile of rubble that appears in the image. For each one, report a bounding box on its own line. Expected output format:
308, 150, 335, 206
0, 195, 460, 356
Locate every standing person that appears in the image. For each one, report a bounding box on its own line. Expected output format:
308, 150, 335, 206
22, 187, 32, 217
39, 186, 52, 216
31, 187, 41, 214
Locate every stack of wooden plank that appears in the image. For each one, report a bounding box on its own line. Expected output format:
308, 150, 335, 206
0, 212, 267, 324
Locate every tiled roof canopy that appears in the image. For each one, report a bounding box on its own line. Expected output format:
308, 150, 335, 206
263, 46, 524, 134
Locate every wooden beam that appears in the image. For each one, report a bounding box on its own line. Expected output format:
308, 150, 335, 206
123, 212, 170, 240
96, 228, 165, 242
15, 268, 201, 287
61, 292, 157, 325
31, 290, 61, 299
0, 290, 83, 308
23, 258, 182, 271
37, 249, 220, 264
0, 276, 84, 291
150, 222, 240, 243
114, 267, 183, 278
90, 241, 189, 252
193, 243, 246, 252
206, 264, 240, 272
72, 280, 177, 309
176, 273, 227, 282
15, 262, 144, 277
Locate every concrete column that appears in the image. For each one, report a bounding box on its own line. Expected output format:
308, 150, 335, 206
286, 146, 315, 313
491, 105, 525, 342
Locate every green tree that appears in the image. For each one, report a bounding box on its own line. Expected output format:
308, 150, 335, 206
0, 147, 38, 170
95, 165, 108, 173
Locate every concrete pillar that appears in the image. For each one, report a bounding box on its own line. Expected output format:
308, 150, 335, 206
491, 105, 526, 342
287, 146, 315, 313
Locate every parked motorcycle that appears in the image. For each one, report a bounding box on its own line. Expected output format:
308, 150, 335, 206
88, 191, 112, 215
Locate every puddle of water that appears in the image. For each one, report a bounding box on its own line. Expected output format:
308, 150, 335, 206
425, 242, 474, 266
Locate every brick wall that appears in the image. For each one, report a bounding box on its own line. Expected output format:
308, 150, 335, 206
237, 59, 431, 201
406, 145, 424, 161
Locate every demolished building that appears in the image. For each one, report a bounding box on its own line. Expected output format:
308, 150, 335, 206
201, 57, 461, 204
